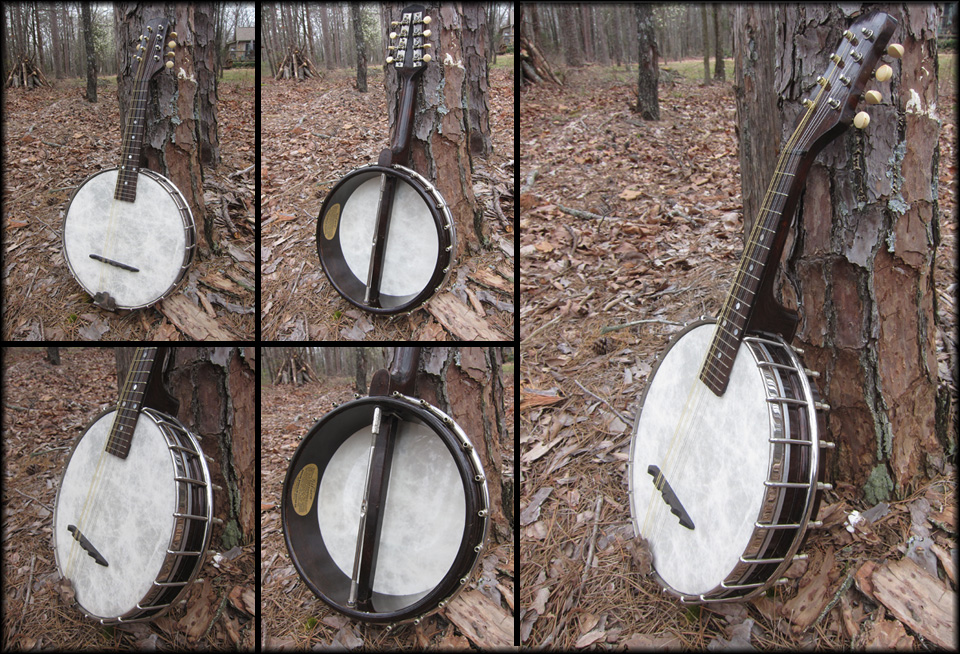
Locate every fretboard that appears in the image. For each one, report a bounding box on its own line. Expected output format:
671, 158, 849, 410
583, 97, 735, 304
699, 152, 804, 397
113, 80, 150, 203
105, 347, 157, 459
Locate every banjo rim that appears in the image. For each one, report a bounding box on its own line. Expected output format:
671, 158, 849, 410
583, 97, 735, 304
316, 164, 456, 315
282, 395, 488, 625
53, 406, 213, 623
629, 319, 826, 603
62, 167, 197, 310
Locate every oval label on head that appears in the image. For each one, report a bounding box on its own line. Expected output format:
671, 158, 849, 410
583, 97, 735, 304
322, 204, 340, 240
291, 463, 318, 516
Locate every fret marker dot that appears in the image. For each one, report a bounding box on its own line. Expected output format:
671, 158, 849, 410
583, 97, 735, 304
736, 302, 741, 310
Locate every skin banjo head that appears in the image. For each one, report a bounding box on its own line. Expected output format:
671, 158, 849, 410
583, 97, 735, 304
282, 394, 489, 626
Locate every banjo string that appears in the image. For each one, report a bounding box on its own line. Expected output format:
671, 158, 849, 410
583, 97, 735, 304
641, 68, 838, 544
64, 347, 146, 577
97, 56, 150, 294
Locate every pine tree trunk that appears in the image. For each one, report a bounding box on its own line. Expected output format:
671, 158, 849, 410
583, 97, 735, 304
765, 5, 946, 501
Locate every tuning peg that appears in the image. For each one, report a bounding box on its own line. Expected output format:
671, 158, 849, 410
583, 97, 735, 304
390, 31, 398, 39
390, 20, 399, 26
423, 15, 432, 24
168, 40, 177, 49
423, 43, 432, 49
853, 111, 870, 129
166, 51, 175, 58
887, 43, 904, 59
165, 60, 174, 69
169, 31, 177, 38
386, 56, 394, 64
423, 53, 431, 63
875, 64, 893, 82
148, 26, 153, 33
864, 90, 882, 105
423, 29, 431, 38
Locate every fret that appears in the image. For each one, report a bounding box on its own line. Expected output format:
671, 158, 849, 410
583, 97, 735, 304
104, 347, 158, 460
114, 82, 149, 202
701, 150, 804, 395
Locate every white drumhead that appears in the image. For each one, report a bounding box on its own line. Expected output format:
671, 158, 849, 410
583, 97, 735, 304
54, 410, 176, 619
339, 175, 439, 298
63, 169, 189, 308
630, 323, 770, 596
317, 420, 465, 596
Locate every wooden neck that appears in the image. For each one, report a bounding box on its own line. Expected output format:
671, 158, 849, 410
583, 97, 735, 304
377, 72, 420, 167
105, 347, 158, 459
699, 142, 811, 396
114, 79, 151, 203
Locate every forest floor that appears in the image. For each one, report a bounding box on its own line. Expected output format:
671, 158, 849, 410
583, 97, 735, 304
1, 348, 255, 650
2, 77, 256, 340
519, 64, 957, 649
259, 67, 515, 341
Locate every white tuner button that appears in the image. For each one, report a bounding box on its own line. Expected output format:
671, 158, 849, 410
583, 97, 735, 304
423, 53, 431, 63
423, 15, 431, 24
853, 111, 870, 129
165, 60, 174, 69
875, 64, 893, 82
864, 90, 882, 105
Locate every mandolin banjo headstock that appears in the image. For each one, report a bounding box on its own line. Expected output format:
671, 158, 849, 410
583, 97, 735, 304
386, 5, 434, 78
793, 11, 901, 151
133, 18, 177, 83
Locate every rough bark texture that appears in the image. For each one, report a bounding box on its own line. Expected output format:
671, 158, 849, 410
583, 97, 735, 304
767, 5, 944, 500
733, 4, 779, 235
384, 3, 480, 256
416, 347, 512, 542
115, 347, 255, 550
635, 3, 660, 121
168, 347, 257, 550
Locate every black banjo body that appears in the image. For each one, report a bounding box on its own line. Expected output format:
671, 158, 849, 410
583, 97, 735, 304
282, 348, 489, 626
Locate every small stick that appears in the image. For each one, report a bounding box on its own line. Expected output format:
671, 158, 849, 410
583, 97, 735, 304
574, 380, 632, 429
581, 495, 604, 584
600, 317, 684, 335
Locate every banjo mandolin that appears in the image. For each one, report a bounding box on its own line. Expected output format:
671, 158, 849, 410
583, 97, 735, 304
317, 5, 456, 314
62, 17, 196, 311
629, 12, 902, 602
54, 347, 213, 622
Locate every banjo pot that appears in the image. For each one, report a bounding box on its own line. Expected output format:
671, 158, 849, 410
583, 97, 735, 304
54, 406, 213, 623
282, 394, 488, 625
317, 165, 455, 315
63, 167, 196, 310
629, 320, 830, 602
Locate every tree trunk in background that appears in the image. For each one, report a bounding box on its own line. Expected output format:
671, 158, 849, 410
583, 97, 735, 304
635, 4, 659, 121
762, 5, 948, 502
119, 347, 256, 549
416, 347, 512, 540
733, 4, 778, 236
116, 3, 219, 251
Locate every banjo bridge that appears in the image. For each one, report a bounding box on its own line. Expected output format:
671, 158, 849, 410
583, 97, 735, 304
67, 525, 109, 567
89, 253, 140, 273
647, 465, 695, 530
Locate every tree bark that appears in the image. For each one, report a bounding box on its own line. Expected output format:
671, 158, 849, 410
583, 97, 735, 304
116, 3, 219, 252
636, 4, 660, 120
764, 5, 946, 500
117, 347, 256, 548
383, 2, 480, 256
733, 4, 779, 236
